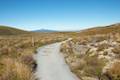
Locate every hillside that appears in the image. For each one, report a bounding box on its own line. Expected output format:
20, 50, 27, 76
60, 23, 120, 80
0, 25, 29, 35
78, 23, 120, 36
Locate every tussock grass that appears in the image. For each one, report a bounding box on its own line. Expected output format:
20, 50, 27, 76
105, 61, 120, 80
61, 31, 120, 80
0, 57, 35, 80
0, 32, 69, 80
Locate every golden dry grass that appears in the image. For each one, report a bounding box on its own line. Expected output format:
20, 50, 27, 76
0, 23, 120, 80
0, 57, 35, 80
0, 32, 69, 80
60, 31, 120, 80
105, 61, 120, 80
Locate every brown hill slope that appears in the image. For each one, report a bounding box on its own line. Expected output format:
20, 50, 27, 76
0, 25, 29, 35
79, 23, 120, 36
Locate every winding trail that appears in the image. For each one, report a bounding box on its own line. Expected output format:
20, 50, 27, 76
35, 42, 79, 80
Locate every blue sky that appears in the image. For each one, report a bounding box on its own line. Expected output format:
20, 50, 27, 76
0, 0, 120, 31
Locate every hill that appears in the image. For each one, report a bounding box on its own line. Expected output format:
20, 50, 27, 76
78, 23, 120, 36
0, 25, 29, 35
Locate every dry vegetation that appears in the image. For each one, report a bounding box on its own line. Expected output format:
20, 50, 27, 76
0, 23, 120, 80
60, 23, 120, 80
0, 32, 68, 80
104, 60, 120, 80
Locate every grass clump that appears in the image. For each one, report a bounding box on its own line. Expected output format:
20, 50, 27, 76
83, 55, 106, 79
105, 61, 120, 80
0, 57, 35, 80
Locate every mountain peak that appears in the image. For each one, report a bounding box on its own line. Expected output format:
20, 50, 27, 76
32, 29, 57, 32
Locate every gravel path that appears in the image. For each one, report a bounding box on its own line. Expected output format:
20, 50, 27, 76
35, 42, 79, 80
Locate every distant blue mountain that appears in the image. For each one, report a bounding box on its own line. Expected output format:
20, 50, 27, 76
32, 29, 58, 32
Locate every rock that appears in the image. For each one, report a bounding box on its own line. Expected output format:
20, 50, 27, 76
82, 76, 98, 80
73, 45, 90, 55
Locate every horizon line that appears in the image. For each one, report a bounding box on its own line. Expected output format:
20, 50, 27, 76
0, 22, 120, 31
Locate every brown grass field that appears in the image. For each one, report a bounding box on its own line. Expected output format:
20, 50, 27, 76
0, 32, 69, 80
60, 23, 120, 80
0, 23, 120, 80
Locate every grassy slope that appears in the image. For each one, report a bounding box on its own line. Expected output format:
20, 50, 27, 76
60, 23, 120, 80
0, 25, 29, 35
0, 26, 69, 80
78, 23, 120, 36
